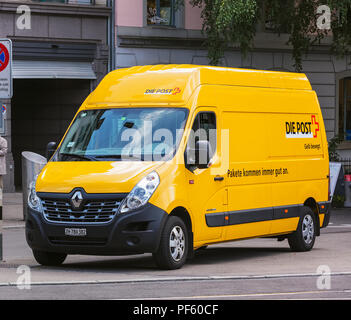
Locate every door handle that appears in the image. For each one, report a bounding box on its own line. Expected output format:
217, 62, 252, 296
214, 176, 224, 182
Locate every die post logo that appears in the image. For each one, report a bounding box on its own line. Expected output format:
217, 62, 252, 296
144, 87, 182, 96
285, 115, 319, 139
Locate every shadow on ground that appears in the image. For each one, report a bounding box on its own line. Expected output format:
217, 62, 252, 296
34, 245, 294, 273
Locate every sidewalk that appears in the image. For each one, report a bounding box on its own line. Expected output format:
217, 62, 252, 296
3, 193, 25, 228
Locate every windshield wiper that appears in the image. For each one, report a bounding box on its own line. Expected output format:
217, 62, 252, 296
59, 153, 97, 161
95, 154, 142, 161
95, 155, 122, 159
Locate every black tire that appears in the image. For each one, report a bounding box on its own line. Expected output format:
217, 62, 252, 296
288, 206, 316, 252
153, 216, 188, 270
33, 250, 67, 266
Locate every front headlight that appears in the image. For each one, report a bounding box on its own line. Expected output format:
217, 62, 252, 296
28, 177, 43, 213
120, 171, 160, 213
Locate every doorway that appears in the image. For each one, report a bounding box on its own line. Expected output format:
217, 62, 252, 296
11, 79, 91, 189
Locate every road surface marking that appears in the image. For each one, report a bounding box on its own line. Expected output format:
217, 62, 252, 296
0, 271, 351, 287
117, 289, 351, 300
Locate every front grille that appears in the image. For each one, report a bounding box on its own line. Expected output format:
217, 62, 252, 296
41, 198, 123, 224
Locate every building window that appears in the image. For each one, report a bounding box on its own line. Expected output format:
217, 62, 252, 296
147, 0, 175, 26
339, 78, 351, 141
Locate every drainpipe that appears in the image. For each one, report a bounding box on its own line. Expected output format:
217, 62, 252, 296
108, 0, 116, 72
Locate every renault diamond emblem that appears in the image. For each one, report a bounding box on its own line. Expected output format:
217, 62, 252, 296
71, 191, 83, 210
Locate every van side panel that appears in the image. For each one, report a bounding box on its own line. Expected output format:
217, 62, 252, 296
268, 103, 329, 233
223, 111, 273, 240
197, 86, 318, 114
198, 85, 329, 240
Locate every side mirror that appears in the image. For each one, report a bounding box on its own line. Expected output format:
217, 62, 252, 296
185, 140, 213, 169
46, 142, 57, 161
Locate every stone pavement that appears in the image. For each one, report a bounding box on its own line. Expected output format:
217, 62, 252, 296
3, 193, 24, 229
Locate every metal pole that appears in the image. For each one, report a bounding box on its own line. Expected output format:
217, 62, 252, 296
111, 0, 116, 71
0, 182, 2, 262
344, 78, 348, 140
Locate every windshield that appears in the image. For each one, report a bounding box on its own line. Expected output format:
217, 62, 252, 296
56, 108, 189, 162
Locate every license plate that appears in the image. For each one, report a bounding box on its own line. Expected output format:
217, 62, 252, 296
65, 228, 87, 237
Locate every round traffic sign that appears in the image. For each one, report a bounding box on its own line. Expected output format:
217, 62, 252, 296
0, 43, 10, 72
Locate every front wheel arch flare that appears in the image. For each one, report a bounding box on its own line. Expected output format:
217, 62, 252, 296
169, 207, 193, 256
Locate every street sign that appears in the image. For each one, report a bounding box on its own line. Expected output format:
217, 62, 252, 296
329, 162, 342, 200
0, 39, 12, 99
0, 175, 2, 262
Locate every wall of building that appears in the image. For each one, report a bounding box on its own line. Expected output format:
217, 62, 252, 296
184, 1, 202, 30
114, 1, 351, 159
0, 1, 112, 191
116, 0, 203, 28
116, 0, 144, 27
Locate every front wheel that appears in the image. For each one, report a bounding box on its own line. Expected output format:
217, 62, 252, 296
153, 216, 188, 270
33, 250, 67, 266
288, 207, 316, 252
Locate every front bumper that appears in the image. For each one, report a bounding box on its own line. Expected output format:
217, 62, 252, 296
25, 203, 168, 256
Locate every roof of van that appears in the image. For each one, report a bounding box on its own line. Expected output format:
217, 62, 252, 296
85, 65, 312, 107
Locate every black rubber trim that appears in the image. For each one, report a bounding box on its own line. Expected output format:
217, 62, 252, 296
206, 202, 330, 228
319, 201, 331, 228
318, 201, 330, 214
206, 204, 303, 227
205, 212, 225, 227
228, 207, 274, 226
273, 205, 302, 220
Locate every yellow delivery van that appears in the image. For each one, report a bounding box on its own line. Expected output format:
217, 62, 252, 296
25, 65, 331, 269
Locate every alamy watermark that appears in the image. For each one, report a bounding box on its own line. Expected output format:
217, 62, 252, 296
316, 265, 331, 290
317, 5, 331, 30
61, 123, 230, 176
16, 5, 31, 31
16, 265, 31, 290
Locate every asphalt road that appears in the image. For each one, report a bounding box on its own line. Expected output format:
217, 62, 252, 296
0, 208, 350, 300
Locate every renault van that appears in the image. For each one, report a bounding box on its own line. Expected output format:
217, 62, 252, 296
25, 65, 331, 269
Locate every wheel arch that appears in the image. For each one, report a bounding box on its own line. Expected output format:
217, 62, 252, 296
169, 206, 194, 256
303, 197, 320, 236
169, 206, 193, 233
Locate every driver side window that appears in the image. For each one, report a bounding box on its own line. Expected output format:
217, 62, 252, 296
185, 111, 217, 169
191, 112, 217, 153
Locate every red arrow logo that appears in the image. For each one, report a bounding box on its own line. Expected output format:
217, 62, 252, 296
311, 115, 319, 138
172, 87, 181, 95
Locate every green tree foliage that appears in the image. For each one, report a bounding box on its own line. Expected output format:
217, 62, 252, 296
189, 0, 351, 72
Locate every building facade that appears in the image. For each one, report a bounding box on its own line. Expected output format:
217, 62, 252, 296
114, 0, 351, 160
1, 0, 350, 192
0, 0, 112, 191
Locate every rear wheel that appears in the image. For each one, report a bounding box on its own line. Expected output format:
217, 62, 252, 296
288, 206, 316, 252
153, 216, 188, 270
33, 250, 67, 266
